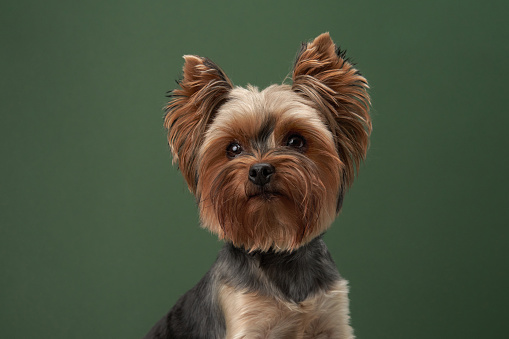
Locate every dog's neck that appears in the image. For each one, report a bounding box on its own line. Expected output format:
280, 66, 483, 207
215, 236, 341, 303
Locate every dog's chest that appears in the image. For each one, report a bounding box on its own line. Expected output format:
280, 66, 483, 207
218, 279, 353, 339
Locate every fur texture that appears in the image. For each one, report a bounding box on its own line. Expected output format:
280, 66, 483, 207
144, 32, 371, 338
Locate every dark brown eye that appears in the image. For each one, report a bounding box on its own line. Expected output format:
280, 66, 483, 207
226, 142, 243, 158
287, 134, 306, 150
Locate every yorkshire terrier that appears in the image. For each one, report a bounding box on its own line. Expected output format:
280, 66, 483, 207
144, 33, 371, 339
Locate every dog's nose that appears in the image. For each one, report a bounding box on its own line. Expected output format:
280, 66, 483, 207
248, 163, 275, 186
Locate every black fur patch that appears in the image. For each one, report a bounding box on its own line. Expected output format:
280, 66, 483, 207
143, 238, 342, 338
336, 173, 347, 213
203, 57, 230, 84
216, 236, 341, 303
143, 270, 226, 339
252, 115, 276, 154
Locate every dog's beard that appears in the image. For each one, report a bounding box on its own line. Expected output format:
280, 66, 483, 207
198, 150, 341, 252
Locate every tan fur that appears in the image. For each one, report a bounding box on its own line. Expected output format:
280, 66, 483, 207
158, 33, 371, 338
219, 280, 354, 339
164, 55, 233, 194
197, 85, 342, 252
164, 33, 371, 252
293, 33, 371, 188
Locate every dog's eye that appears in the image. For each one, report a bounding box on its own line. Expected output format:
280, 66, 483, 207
287, 134, 306, 150
226, 142, 243, 158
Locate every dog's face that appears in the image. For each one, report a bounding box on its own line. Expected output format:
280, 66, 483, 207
165, 33, 371, 251
197, 86, 342, 251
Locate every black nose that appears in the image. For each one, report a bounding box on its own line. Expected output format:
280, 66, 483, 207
249, 163, 275, 186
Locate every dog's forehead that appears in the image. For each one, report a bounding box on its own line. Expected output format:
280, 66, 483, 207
210, 84, 324, 138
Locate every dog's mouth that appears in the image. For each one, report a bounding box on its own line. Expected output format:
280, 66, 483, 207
247, 190, 283, 201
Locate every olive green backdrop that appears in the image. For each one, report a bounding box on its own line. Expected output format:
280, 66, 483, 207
1, 1, 508, 338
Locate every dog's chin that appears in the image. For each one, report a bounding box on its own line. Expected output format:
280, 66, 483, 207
199, 178, 337, 252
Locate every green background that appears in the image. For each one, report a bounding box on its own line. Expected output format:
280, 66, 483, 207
1, 1, 508, 338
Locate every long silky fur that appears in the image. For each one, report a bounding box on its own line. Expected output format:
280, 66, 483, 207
164, 55, 233, 193
292, 32, 371, 188
207, 151, 331, 251
145, 33, 371, 339
196, 86, 343, 251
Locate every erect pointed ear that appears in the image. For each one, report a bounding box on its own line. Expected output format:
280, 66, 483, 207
292, 33, 371, 188
164, 55, 233, 193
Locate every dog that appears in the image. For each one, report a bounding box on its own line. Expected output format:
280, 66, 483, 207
144, 32, 371, 339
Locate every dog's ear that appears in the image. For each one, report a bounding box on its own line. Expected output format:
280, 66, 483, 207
292, 33, 371, 187
165, 55, 233, 193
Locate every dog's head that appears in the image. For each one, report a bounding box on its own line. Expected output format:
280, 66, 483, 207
165, 33, 371, 251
